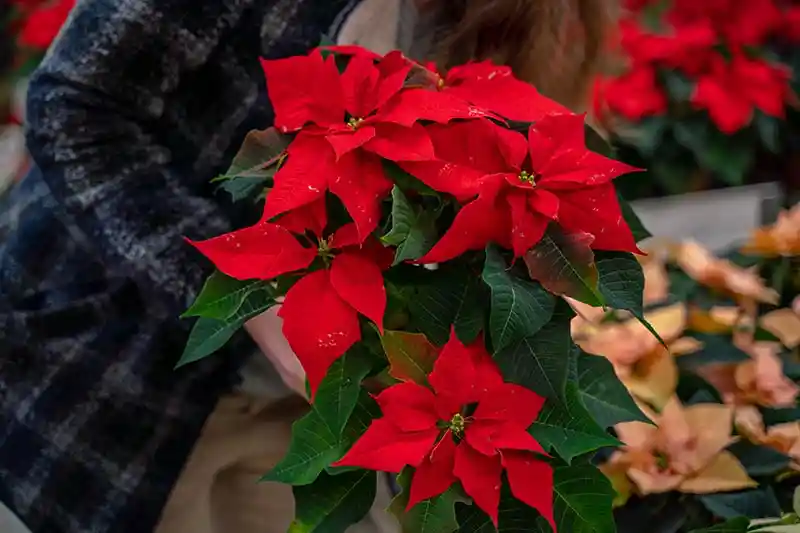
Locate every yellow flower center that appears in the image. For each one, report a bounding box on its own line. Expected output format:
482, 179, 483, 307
519, 170, 537, 186
347, 117, 365, 130
449, 413, 467, 437
436, 77, 446, 90
318, 237, 334, 259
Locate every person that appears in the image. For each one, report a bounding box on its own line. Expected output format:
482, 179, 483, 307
0, 0, 613, 532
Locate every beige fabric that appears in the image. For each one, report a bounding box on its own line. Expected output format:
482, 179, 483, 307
155, 393, 399, 533
336, 0, 402, 55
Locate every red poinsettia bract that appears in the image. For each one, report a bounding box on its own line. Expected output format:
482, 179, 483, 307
261, 50, 486, 239
189, 204, 390, 394
403, 114, 641, 262
594, 67, 668, 121
334, 332, 554, 528
17, 0, 75, 49
692, 53, 790, 134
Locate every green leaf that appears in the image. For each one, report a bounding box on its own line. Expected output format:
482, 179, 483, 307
585, 124, 614, 158
617, 193, 652, 243
457, 488, 551, 532
677, 334, 750, 367
177, 284, 276, 367
755, 111, 782, 154
525, 226, 604, 306
529, 382, 621, 462
493, 300, 572, 400
726, 440, 790, 477
762, 406, 800, 427
380, 330, 439, 384
221, 127, 289, 179
576, 350, 649, 428
383, 186, 436, 265
674, 121, 754, 186
688, 517, 750, 533
313, 347, 375, 437
390, 469, 463, 533
662, 71, 694, 101
596, 251, 665, 347
698, 487, 781, 520
219, 175, 270, 202
182, 271, 264, 320
553, 463, 617, 533
289, 470, 377, 533
483, 245, 556, 353
629, 117, 668, 159
407, 266, 485, 345
265, 391, 379, 485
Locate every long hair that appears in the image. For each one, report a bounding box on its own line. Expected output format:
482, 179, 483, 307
433, 0, 615, 110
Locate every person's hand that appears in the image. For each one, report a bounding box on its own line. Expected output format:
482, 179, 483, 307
244, 306, 307, 399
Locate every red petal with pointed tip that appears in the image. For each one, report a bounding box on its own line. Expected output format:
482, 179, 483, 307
340, 54, 382, 117
454, 443, 503, 526
273, 198, 328, 236
329, 151, 392, 241
445, 61, 570, 122
506, 190, 549, 257
528, 189, 560, 221
466, 420, 546, 456
429, 333, 505, 407
330, 251, 386, 331
408, 434, 458, 509
317, 45, 381, 60
375, 382, 440, 432
419, 187, 509, 264
188, 223, 315, 280
326, 126, 377, 160
378, 89, 492, 127
279, 270, 361, 395
261, 52, 344, 132
557, 184, 642, 254
365, 122, 435, 162
399, 160, 487, 201
503, 452, 555, 531
474, 383, 546, 428
333, 419, 439, 472
330, 223, 362, 249
263, 133, 331, 220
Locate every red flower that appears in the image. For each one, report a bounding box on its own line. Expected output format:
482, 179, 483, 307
667, 0, 781, 48
261, 50, 484, 239
430, 61, 570, 122
18, 0, 75, 49
692, 53, 790, 134
403, 115, 641, 262
188, 202, 390, 394
595, 67, 668, 121
782, 6, 800, 42
334, 332, 553, 528
620, 18, 717, 75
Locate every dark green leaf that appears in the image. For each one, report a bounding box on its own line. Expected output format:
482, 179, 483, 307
380, 330, 439, 384
698, 487, 781, 520
177, 285, 276, 367
391, 469, 463, 533
630, 117, 668, 159
688, 517, 750, 533
553, 463, 617, 533
290, 470, 377, 533
674, 121, 753, 186
726, 440, 790, 477
407, 267, 485, 345
313, 348, 375, 437
457, 488, 550, 533
662, 71, 694, 101
677, 334, 750, 367
525, 226, 604, 306
617, 193, 652, 243
483, 245, 556, 353
383, 161, 439, 196
494, 300, 572, 400
219, 175, 270, 202
585, 124, 614, 158
383, 186, 436, 265
754, 111, 782, 154
576, 351, 649, 428
265, 391, 378, 485
182, 271, 264, 320
529, 382, 621, 462
762, 406, 800, 427
221, 127, 289, 178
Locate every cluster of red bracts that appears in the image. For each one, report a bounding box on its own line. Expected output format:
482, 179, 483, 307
190, 46, 641, 526
595, 0, 798, 134
9, 0, 75, 50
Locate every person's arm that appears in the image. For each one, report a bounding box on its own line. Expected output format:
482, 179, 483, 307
25, 0, 254, 311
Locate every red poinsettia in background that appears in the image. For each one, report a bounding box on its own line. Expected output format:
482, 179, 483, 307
334, 331, 554, 528
11, 0, 75, 50
597, 0, 797, 134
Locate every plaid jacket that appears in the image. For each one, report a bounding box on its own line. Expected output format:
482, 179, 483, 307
0, 1, 355, 531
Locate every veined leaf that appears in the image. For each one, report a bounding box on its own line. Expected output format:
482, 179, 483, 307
390, 469, 463, 533
576, 350, 649, 428
177, 285, 276, 367
483, 245, 556, 353
493, 300, 572, 400
289, 470, 377, 533
698, 487, 781, 521
456, 488, 550, 532
182, 271, 264, 320
525, 226, 604, 306
688, 518, 750, 533
219, 127, 289, 179
617, 193, 652, 243
313, 347, 375, 437
383, 186, 437, 265
553, 463, 617, 533
381, 330, 439, 385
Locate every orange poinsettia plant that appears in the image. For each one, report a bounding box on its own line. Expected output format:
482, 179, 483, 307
178, 43, 659, 533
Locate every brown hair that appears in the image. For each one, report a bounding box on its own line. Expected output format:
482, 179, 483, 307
433, 0, 615, 110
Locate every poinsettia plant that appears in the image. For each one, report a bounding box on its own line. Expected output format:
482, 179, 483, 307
594, 0, 800, 198
180, 43, 661, 533
575, 204, 800, 533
